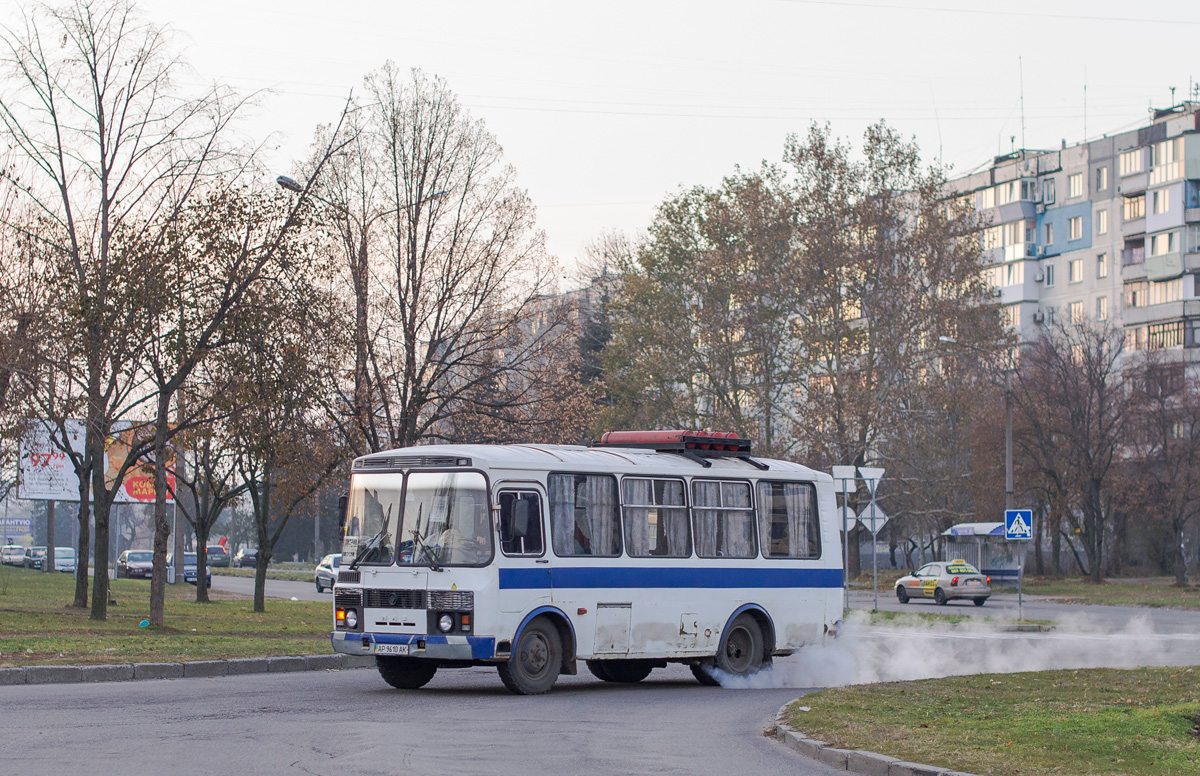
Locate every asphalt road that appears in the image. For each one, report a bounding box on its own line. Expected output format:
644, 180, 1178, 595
0, 663, 843, 776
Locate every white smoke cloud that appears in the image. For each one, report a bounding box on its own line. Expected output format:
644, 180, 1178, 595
712, 610, 1200, 689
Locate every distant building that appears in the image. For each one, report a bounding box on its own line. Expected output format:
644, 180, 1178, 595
947, 102, 1200, 373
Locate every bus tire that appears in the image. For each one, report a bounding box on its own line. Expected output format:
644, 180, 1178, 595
591, 659, 653, 684
715, 614, 765, 677
498, 616, 562, 695
690, 662, 720, 686
376, 656, 437, 689
896, 586, 909, 604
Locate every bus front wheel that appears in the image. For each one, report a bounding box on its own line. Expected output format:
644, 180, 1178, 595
716, 614, 765, 677
499, 617, 562, 695
376, 656, 437, 689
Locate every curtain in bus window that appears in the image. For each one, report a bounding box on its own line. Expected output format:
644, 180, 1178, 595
549, 474, 620, 556
692, 480, 756, 558
756, 481, 820, 558
623, 478, 690, 557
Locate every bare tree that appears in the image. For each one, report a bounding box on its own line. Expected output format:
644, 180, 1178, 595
1012, 321, 1135, 583
1127, 355, 1200, 584
298, 65, 564, 453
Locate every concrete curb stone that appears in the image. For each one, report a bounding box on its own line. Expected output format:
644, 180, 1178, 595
133, 662, 184, 680
26, 665, 82, 684
226, 658, 271, 675
81, 664, 135, 682
848, 750, 900, 776
0, 667, 28, 685
183, 661, 229, 678
774, 703, 977, 776
2, 653, 370, 687
267, 656, 307, 673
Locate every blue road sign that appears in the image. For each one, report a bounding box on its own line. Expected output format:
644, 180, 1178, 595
1005, 509, 1033, 540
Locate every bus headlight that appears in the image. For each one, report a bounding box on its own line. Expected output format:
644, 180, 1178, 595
345, 609, 358, 629
438, 614, 454, 633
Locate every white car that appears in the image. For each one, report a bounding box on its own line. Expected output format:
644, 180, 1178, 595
314, 553, 341, 593
1, 544, 25, 566
53, 546, 77, 573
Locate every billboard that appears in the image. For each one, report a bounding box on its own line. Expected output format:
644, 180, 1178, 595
18, 420, 174, 503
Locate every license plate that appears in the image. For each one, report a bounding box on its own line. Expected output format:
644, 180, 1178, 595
966, 580, 980, 585
375, 643, 409, 656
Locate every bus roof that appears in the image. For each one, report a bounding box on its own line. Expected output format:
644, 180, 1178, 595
353, 443, 830, 482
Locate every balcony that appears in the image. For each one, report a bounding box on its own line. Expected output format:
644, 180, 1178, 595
1148, 160, 1185, 186
1145, 251, 1183, 281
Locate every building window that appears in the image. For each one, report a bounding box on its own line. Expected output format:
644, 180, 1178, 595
1021, 180, 1036, 201
1068, 301, 1084, 323
1152, 188, 1171, 215
1069, 217, 1083, 240
1096, 295, 1108, 321
1124, 194, 1146, 221
1190, 225, 1200, 253
1097, 253, 1108, 278
1068, 173, 1083, 198
1096, 166, 1109, 192
1148, 278, 1183, 305
1150, 231, 1177, 256
1096, 209, 1108, 235
1119, 148, 1144, 176
1068, 259, 1083, 283
1045, 222, 1054, 244
1002, 305, 1020, 328
1125, 281, 1148, 308
1123, 238, 1145, 265
1043, 179, 1056, 204
1148, 320, 1185, 349
1044, 262, 1055, 287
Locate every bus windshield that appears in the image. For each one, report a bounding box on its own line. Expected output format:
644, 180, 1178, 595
344, 471, 491, 568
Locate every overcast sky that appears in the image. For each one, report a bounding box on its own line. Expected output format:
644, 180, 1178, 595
89, 1, 1200, 273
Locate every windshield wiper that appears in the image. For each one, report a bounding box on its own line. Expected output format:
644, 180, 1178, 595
349, 505, 392, 570
408, 506, 442, 572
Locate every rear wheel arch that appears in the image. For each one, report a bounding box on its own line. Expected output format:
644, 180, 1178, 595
721, 604, 775, 663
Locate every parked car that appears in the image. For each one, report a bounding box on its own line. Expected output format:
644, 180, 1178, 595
53, 546, 77, 573
23, 546, 46, 570
116, 549, 154, 579
895, 559, 992, 606
234, 548, 257, 568
168, 552, 212, 588
314, 553, 341, 592
206, 544, 230, 568
1, 544, 25, 566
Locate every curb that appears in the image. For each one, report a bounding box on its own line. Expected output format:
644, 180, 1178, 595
0, 653, 376, 686
773, 704, 979, 776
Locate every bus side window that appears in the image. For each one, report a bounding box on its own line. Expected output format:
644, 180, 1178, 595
500, 492, 544, 556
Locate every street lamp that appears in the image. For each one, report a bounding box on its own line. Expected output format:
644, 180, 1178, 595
275, 174, 448, 212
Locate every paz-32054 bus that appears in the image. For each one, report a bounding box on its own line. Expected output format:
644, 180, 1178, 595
329, 430, 843, 695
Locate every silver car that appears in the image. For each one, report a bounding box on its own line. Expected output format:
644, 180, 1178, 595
895, 559, 992, 606
314, 553, 341, 593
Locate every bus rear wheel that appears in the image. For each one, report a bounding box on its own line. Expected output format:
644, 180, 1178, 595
587, 659, 654, 683
376, 656, 437, 689
498, 616, 562, 695
715, 614, 765, 677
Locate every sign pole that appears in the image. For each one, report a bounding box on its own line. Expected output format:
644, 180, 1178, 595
1005, 509, 1033, 622
831, 466, 857, 620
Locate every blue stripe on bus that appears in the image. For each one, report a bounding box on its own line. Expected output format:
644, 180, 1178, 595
498, 566, 843, 590
369, 632, 497, 659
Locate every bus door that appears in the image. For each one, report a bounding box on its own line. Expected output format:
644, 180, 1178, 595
495, 486, 550, 615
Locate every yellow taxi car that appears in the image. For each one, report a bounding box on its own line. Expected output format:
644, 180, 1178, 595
895, 559, 991, 606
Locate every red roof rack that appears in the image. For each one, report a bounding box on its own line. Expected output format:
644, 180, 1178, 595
592, 430, 753, 456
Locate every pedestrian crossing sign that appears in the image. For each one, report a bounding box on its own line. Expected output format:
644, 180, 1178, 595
1005, 509, 1033, 540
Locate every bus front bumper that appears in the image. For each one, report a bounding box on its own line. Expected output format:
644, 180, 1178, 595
331, 630, 498, 661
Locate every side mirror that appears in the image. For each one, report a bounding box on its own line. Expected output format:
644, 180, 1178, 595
338, 493, 349, 531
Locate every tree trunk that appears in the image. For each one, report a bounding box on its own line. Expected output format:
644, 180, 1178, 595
43, 501, 55, 574
150, 401, 172, 627
73, 474, 91, 608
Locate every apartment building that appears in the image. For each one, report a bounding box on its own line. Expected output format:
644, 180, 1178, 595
948, 102, 1200, 372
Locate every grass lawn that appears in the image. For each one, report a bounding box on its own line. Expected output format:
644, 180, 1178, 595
1019, 576, 1200, 610
211, 567, 314, 583
0, 563, 331, 668
788, 667, 1200, 776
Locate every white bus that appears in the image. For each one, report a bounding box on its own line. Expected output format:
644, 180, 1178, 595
330, 430, 843, 695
